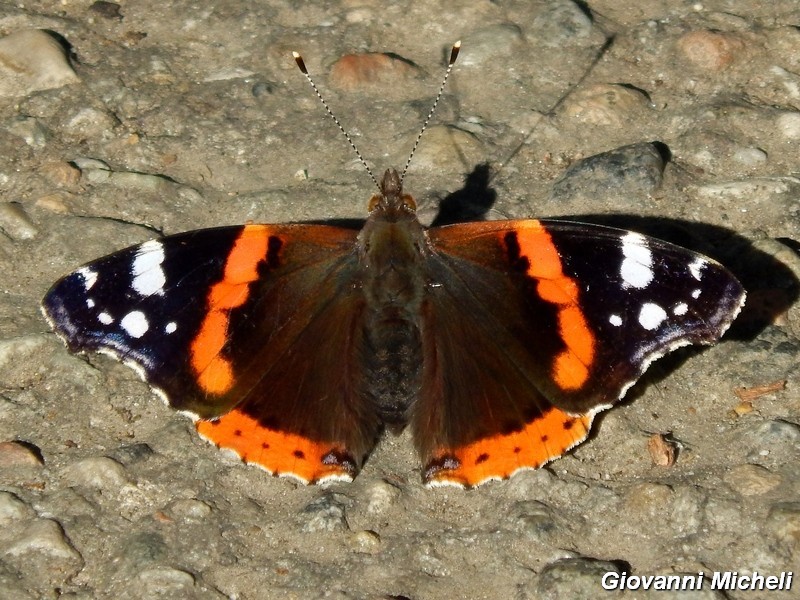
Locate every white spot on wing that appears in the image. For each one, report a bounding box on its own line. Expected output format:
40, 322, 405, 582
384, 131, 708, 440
121, 310, 149, 338
673, 302, 688, 316
691, 289, 701, 299
86, 298, 95, 308
131, 240, 166, 296
98, 312, 114, 325
165, 322, 177, 334
689, 258, 706, 281
620, 232, 653, 289
609, 314, 623, 327
638, 302, 667, 330
78, 267, 98, 290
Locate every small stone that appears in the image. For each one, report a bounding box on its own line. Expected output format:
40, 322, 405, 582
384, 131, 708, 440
35, 193, 72, 214
536, 557, 620, 599
624, 482, 673, 516
40, 162, 82, 187
776, 111, 800, 140
166, 498, 212, 522
64, 456, 131, 489
137, 566, 195, 592
64, 107, 118, 140
5, 116, 49, 147
724, 464, 782, 496
509, 500, 559, 542
561, 83, 651, 126
767, 502, 800, 548
89, 1, 123, 20
648, 433, 677, 467
329, 52, 418, 90
0, 30, 79, 97
548, 142, 665, 204
5, 518, 82, 561
0, 441, 44, 467
732, 147, 767, 167
401, 124, 483, 173
530, 0, 593, 47
366, 480, 400, 514
678, 30, 746, 71
349, 529, 380, 552
0, 202, 39, 240
109, 442, 154, 466
459, 24, 523, 67
0, 491, 35, 525
0, 336, 49, 386
300, 493, 350, 532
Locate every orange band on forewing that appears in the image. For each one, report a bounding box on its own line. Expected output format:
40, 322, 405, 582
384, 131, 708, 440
190, 225, 271, 394
516, 222, 595, 390
196, 409, 354, 483
425, 408, 592, 487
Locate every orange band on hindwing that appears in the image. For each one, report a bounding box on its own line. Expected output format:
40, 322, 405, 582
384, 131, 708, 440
190, 225, 272, 394
514, 222, 595, 391
425, 408, 593, 487
196, 410, 356, 483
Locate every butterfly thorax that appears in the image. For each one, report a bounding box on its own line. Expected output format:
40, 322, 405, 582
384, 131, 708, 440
356, 169, 428, 425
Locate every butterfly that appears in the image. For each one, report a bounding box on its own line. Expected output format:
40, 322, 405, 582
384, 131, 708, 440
41, 43, 745, 487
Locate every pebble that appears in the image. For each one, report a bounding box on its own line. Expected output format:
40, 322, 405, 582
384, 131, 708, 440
63, 456, 131, 489
458, 24, 523, 67
329, 52, 418, 90
40, 161, 82, 187
0, 440, 44, 467
400, 124, 483, 173
0, 491, 35, 525
767, 501, 800, 548
137, 566, 196, 591
548, 142, 665, 205
89, 1, 123, 21
530, 0, 594, 47
166, 498, 212, 522
776, 111, 800, 140
0, 335, 49, 387
64, 107, 118, 140
691, 176, 800, 205
732, 147, 768, 167
5, 116, 49, 147
0, 202, 39, 241
108, 442, 155, 466
508, 500, 559, 542
647, 433, 677, 467
677, 30, 746, 71
724, 464, 782, 496
624, 482, 673, 518
743, 420, 800, 457
300, 493, 350, 532
5, 517, 82, 562
561, 83, 651, 126
365, 480, 400, 514
349, 529, 381, 552
536, 557, 620, 599
0, 30, 79, 97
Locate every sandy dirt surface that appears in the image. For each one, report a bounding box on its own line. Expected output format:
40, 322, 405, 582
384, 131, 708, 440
0, 1, 799, 598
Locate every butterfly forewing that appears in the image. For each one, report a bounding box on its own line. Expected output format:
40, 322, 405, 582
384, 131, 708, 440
43, 223, 385, 483
417, 219, 744, 486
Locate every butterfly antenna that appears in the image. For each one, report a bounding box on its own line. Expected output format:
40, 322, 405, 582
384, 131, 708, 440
400, 40, 461, 183
293, 51, 379, 190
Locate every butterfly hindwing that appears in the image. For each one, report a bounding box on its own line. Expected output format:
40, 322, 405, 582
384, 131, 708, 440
415, 219, 745, 486
43, 224, 383, 483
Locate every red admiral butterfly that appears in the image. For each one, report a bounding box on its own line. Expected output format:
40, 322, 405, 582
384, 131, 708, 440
42, 43, 745, 487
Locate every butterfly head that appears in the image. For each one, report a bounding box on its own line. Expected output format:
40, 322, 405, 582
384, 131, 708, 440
368, 169, 417, 218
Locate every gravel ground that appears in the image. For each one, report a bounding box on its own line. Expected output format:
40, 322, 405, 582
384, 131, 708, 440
0, 1, 799, 599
